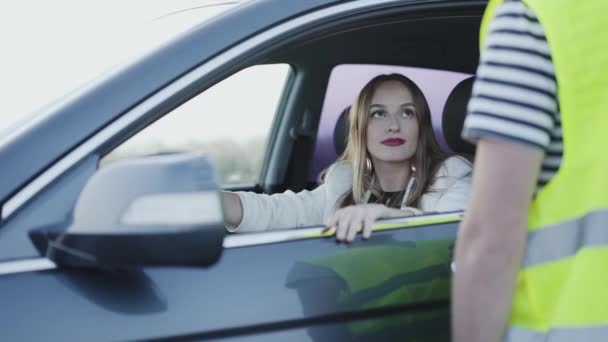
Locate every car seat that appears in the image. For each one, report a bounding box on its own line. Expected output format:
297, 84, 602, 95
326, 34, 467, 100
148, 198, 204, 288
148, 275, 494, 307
441, 76, 476, 156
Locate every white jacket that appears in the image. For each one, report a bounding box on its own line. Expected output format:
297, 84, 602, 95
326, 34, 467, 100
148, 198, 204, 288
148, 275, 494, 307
232, 156, 472, 233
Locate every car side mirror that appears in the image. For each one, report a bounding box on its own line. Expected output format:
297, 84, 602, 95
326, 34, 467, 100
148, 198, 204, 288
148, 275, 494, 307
29, 153, 225, 269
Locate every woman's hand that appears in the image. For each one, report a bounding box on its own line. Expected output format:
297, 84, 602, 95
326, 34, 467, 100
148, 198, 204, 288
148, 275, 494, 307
324, 204, 415, 243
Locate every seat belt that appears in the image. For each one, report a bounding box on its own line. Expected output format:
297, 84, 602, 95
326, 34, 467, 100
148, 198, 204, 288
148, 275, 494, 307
287, 108, 316, 192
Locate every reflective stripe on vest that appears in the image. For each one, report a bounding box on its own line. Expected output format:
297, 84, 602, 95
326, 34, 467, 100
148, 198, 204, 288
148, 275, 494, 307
523, 209, 608, 268
505, 325, 608, 342
480, 0, 608, 338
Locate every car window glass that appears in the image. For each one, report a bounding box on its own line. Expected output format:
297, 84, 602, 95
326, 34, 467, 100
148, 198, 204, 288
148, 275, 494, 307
308, 64, 472, 181
102, 64, 291, 185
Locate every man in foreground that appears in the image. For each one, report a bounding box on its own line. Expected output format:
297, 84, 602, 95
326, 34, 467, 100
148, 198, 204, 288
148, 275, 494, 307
452, 0, 608, 341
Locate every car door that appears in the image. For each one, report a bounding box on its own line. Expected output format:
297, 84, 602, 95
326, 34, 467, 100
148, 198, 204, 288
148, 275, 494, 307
0, 215, 460, 341
0, 0, 484, 340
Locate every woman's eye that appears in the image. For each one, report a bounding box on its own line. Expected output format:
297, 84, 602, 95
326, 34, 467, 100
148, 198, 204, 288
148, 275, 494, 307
401, 109, 415, 118
371, 110, 385, 118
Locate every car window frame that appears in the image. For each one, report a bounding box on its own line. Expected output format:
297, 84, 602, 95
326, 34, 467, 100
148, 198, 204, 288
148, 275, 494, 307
100, 63, 294, 188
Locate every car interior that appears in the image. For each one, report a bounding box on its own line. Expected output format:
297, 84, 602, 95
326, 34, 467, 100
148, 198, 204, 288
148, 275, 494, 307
235, 3, 483, 196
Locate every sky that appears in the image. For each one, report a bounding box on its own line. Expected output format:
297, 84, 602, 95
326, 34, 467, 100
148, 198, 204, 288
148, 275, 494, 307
1, 1, 164, 129
0, 0, 283, 144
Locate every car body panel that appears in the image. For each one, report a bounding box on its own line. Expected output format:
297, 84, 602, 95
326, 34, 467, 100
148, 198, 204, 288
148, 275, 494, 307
0, 155, 99, 259
0, 221, 456, 341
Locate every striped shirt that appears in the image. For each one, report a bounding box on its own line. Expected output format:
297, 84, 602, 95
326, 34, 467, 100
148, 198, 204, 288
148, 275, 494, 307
462, 0, 562, 190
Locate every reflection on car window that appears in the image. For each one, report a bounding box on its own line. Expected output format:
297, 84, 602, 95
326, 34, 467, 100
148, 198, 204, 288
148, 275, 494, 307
102, 64, 291, 185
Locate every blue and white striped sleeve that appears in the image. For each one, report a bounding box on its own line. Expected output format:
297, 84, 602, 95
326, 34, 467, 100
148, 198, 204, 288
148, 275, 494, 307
461, 0, 559, 150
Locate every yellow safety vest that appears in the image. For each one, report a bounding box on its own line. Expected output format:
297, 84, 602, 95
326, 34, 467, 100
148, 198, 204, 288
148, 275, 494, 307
481, 0, 608, 340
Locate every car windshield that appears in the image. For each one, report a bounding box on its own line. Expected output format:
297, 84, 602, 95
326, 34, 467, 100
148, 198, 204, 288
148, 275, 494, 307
0, 0, 245, 142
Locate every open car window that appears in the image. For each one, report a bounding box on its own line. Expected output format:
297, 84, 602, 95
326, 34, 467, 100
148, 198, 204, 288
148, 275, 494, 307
102, 64, 291, 185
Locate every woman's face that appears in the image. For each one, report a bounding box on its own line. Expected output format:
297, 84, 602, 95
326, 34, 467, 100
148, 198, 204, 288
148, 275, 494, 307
365, 80, 419, 165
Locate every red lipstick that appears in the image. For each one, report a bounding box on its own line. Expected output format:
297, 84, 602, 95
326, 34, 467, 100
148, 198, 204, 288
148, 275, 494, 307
381, 138, 405, 146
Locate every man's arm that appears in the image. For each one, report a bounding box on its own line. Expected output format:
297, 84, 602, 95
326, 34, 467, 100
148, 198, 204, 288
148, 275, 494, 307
452, 137, 543, 342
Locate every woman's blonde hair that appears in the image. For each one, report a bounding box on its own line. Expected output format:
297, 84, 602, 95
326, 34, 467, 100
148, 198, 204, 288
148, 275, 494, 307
333, 73, 448, 208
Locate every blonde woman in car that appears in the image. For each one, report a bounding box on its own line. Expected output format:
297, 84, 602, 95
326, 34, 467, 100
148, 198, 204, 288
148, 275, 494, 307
223, 73, 472, 242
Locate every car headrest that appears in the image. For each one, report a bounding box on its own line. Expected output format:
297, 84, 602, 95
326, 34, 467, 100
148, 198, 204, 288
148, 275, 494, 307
442, 76, 476, 155
333, 106, 350, 157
